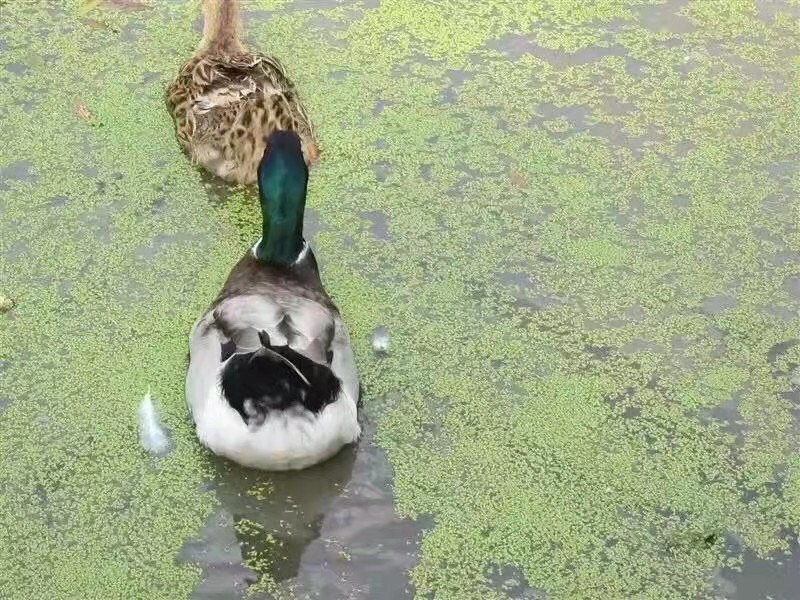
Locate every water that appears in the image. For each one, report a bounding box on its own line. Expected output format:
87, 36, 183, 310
183, 415, 426, 599
0, 0, 799, 598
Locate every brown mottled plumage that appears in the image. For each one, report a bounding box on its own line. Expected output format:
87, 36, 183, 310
166, 0, 319, 185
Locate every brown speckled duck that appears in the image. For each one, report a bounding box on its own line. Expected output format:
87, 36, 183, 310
166, 0, 319, 185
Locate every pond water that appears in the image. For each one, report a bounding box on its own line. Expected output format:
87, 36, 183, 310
1, 0, 799, 598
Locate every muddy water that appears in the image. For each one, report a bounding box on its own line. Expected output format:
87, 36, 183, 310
182, 412, 427, 599
1, 0, 799, 599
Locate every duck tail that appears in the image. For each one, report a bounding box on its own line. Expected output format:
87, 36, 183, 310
198, 0, 245, 55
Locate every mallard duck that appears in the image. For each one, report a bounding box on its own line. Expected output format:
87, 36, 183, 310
166, 0, 319, 185
186, 130, 359, 470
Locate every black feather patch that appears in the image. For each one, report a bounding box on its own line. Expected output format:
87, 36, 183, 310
220, 335, 341, 425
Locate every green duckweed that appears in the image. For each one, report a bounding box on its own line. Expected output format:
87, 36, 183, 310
0, 0, 798, 598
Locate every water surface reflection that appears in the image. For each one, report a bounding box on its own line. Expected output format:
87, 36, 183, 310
183, 414, 426, 599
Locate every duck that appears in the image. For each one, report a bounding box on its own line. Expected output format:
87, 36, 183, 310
166, 0, 319, 185
186, 130, 360, 470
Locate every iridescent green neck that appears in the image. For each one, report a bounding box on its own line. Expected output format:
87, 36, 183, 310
255, 196, 305, 265
255, 132, 308, 266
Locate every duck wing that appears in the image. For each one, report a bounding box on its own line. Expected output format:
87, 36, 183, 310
202, 249, 358, 406
190, 54, 291, 112
168, 53, 285, 108
211, 290, 335, 366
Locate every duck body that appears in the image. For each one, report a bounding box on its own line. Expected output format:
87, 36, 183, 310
187, 246, 360, 470
186, 130, 359, 470
167, 0, 318, 185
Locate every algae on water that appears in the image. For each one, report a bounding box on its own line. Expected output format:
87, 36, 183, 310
0, 0, 799, 598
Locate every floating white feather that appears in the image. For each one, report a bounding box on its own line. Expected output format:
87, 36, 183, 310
371, 325, 390, 354
138, 389, 171, 456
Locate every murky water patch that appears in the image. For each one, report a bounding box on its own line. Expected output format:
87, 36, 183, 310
488, 34, 627, 67
633, 0, 695, 35
0, 160, 36, 189
79, 198, 124, 241
486, 564, 548, 599
718, 536, 800, 599
134, 232, 208, 262
181, 508, 256, 600
185, 416, 425, 599
359, 210, 391, 241
755, 0, 800, 23
2, 0, 800, 598
496, 271, 567, 312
